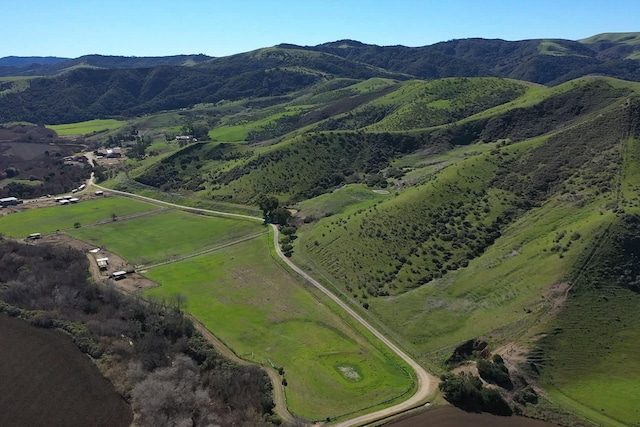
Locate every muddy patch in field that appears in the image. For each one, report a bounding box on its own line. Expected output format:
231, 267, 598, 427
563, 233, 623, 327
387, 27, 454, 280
337, 365, 362, 381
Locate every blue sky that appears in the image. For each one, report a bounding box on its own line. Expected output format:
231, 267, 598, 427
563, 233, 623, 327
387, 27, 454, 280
2, 0, 639, 58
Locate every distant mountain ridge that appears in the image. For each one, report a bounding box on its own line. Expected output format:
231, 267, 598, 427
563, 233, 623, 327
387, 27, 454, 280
0, 54, 213, 77
1, 32, 639, 124
0, 56, 69, 66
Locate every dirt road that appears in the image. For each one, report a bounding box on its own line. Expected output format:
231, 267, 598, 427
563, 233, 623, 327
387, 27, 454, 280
271, 225, 439, 426
92, 182, 439, 426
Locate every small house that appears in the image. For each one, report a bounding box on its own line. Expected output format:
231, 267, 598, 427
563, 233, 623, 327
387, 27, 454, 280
96, 257, 109, 270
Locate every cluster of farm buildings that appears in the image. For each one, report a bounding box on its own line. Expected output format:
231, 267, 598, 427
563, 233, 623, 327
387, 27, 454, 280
89, 248, 127, 280
16, 187, 128, 281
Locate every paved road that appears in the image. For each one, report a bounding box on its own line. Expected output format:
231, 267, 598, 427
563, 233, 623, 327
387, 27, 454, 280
92, 181, 439, 426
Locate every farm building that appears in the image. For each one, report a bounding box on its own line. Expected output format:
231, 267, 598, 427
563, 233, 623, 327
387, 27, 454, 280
27, 233, 41, 240
96, 257, 109, 270
111, 271, 127, 280
69, 198, 80, 203
95, 190, 104, 196
0, 197, 21, 207
59, 199, 70, 205
78, 184, 86, 191
89, 248, 100, 254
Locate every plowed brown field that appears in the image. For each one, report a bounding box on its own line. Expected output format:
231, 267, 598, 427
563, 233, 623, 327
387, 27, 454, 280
0, 314, 132, 427
387, 406, 558, 427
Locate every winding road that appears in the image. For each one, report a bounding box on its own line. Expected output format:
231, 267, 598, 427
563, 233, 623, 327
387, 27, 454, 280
91, 179, 439, 426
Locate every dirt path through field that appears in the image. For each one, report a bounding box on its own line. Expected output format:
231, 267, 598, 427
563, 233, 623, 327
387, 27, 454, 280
138, 231, 268, 271
92, 181, 439, 426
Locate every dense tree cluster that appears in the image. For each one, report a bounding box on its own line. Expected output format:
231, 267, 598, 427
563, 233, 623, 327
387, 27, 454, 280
0, 161, 91, 199
439, 372, 512, 415
209, 131, 425, 202
478, 355, 513, 389
136, 142, 250, 191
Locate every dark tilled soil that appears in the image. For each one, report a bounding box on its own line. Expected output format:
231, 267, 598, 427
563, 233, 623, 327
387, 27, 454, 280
387, 406, 558, 427
0, 313, 133, 427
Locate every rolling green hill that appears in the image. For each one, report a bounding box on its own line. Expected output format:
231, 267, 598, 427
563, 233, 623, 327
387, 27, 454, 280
2, 32, 640, 124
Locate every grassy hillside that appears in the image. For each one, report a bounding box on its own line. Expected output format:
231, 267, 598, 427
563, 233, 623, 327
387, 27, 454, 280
289, 88, 640, 426
580, 32, 640, 45
364, 78, 530, 131
535, 211, 640, 427
47, 118, 126, 136
131, 78, 634, 209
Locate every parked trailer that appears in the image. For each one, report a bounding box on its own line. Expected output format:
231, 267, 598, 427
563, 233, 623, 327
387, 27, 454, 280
111, 271, 127, 280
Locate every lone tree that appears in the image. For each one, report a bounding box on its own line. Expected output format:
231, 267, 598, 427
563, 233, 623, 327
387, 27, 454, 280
258, 195, 291, 225
258, 195, 279, 222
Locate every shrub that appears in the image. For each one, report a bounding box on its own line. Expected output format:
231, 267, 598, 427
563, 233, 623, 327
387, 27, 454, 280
477, 358, 513, 389
439, 372, 512, 415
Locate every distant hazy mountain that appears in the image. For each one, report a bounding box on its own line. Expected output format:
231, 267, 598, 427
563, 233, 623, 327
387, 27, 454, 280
0, 54, 213, 77
0, 56, 69, 67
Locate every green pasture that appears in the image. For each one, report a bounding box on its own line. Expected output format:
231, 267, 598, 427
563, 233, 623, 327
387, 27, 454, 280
47, 119, 126, 136
294, 184, 390, 219
209, 125, 249, 142
68, 210, 262, 266
146, 141, 178, 155
144, 235, 413, 421
0, 197, 155, 238
102, 173, 261, 217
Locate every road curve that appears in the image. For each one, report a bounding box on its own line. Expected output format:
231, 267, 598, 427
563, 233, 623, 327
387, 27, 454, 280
271, 225, 438, 426
92, 181, 439, 425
